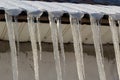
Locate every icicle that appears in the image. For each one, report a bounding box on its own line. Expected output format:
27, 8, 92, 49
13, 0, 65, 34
36, 17, 42, 60
70, 16, 85, 80
5, 13, 18, 80
90, 16, 106, 80
13, 17, 20, 55
118, 20, 120, 38
109, 16, 120, 80
49, 15, 63, 80
56, 17, 66, 74
27, 15, 39, 80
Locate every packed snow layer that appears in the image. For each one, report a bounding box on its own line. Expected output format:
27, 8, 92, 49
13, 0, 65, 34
0, 0, 120, 18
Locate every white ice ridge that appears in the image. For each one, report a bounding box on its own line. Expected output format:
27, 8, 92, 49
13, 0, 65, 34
0, 0, 119, 18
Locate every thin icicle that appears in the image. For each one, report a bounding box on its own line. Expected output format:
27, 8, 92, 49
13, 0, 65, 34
14, 17, 20, 55
90, 16, 106, 80
118, 21, 120, 38
56, 17, 66, 73
5, 13, 18, 80
70, 16, 85, 80
36, 17, 42, 60
49, 15, 63, 80
109, 16, 120, 80
27, 15, 39, 80
77, 19, 85, 80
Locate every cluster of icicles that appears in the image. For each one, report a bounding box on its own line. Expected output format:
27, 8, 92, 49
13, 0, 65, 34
5, 11, 120, 80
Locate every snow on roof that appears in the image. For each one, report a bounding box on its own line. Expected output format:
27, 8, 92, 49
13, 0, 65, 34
0, 0, 120, 19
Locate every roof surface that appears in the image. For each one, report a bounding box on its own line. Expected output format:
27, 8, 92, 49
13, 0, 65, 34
29, 0, 120, 6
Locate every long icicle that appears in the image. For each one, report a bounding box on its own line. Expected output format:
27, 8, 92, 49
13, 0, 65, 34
56, 17, 66, 74
14, 17, 20, 55
118, 20, 120, 38
70, 16, 85, 80
27, 15, 39, 80
5, 13, 19, 80
109, 16, 120, 80
77, 19, 85, 79
49, 15, 63, 80
90, 16, 107, 80
36, 17, 42, 60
